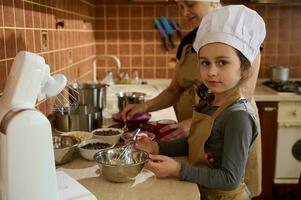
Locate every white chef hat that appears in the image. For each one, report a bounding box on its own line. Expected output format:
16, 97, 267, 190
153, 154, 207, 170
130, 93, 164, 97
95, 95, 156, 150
193, 5, 266, 63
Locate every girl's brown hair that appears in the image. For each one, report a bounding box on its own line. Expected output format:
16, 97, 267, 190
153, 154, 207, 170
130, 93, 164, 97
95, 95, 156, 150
235, 49, 251, 80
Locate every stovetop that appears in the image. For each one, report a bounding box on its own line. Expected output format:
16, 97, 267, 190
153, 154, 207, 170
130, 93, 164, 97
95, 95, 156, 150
262, 80, 301, 95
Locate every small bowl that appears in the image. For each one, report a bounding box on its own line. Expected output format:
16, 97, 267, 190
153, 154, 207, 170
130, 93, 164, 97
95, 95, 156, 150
77, 139, 114, 161
94, 148, 148, 182
91, 128, 123, 145
121, 131, 155, 141
52, 134, 78, 165
62, 131, 93, 142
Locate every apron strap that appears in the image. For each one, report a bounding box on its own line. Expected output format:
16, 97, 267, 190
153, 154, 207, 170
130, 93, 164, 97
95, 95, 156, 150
179, 44, 195, 64
211, 87, 243, 119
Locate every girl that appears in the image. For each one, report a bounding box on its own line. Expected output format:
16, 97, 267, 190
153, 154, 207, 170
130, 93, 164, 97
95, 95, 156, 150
135, 5, 266, 200
121, 0, 223, 140
121, 0, 262, 142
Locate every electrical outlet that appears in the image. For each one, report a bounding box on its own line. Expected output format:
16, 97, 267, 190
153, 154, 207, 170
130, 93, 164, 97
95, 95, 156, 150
41, 30, 48, 51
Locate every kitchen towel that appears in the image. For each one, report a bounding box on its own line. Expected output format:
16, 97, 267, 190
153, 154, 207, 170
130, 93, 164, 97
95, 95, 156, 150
131, 168, 155, 187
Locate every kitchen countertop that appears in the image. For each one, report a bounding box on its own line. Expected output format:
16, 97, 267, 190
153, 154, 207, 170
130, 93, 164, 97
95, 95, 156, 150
254, 83, 301, 102
57, 157, 200, 200
56, 101, 198, 200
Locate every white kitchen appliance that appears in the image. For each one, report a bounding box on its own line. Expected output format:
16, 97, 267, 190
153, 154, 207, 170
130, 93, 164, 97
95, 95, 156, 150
0, 51, 96, 200
274, 101, 301, 184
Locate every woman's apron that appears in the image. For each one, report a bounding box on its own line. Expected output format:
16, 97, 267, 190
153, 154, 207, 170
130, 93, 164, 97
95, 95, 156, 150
174, 44, 200, 122
188, 89, 261, 199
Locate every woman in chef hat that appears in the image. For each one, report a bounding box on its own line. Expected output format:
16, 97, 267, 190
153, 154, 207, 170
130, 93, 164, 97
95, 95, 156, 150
121, 0, 261, 142
135, 5, 266, 199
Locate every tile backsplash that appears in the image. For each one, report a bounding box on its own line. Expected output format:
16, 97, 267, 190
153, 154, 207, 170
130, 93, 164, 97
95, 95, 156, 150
0, 0, 301, 115
94, 2, 301, 80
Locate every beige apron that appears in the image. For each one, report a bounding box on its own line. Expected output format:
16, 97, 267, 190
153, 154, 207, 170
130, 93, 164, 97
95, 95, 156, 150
175, 44, 200, 122
188, 89, 261, 199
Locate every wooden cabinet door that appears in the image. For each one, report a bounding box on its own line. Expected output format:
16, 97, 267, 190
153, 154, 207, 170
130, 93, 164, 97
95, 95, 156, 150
254, 102, 278, 200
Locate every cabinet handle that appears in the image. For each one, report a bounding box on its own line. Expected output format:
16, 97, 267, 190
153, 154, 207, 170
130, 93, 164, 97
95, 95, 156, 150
263, 107, 277, 112
292, 110, 300, 117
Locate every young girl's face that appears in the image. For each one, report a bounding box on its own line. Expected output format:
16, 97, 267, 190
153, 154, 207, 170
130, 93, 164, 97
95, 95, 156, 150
198, 43, 244, 95
177, 1, 215, 28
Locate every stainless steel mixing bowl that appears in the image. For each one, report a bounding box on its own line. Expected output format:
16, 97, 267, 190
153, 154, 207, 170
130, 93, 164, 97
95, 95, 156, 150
52, 134, 78, 165
94, 147, 148, 182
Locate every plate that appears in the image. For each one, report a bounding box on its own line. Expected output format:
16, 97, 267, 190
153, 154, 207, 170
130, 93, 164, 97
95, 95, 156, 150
112, 112, 151, 123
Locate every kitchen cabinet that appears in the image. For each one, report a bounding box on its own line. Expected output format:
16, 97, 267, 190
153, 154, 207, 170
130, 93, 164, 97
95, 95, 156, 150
255, 102, 278, 200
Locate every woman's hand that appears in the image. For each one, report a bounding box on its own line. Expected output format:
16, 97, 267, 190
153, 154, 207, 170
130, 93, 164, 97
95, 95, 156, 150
160, 118, 192, 141
146, 154, 181, 178
121, 103, 148, 121
134, 135, 159, 154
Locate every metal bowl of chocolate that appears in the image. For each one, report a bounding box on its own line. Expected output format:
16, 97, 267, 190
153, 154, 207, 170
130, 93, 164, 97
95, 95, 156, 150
77, 139, 114, 161
91, 128, 124, 145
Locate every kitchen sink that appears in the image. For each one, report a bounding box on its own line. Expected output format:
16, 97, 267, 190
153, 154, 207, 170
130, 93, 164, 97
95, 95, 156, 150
104, 81, 170, 116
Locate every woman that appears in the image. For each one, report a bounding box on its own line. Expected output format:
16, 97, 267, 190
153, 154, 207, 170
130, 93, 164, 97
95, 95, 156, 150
122, 0, 261, 141
135, 5, 265, 199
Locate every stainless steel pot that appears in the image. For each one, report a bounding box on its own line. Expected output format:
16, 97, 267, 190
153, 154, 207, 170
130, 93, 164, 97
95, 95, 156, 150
270, 66, 289, 82
50, 105, 102, 132
116, 92, 146, 111
69, 82, 107, 109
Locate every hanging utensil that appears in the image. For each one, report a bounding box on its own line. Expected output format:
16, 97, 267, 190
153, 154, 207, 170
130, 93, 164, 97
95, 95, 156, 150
170, 18, 182, 39
153, 17, 169, 51
160, 16, 175, 48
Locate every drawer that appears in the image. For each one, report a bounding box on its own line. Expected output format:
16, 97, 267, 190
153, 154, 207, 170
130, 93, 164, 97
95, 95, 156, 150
278, 102, 301, 123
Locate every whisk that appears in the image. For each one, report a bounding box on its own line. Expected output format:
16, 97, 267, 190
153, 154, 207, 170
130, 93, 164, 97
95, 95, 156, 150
51, 83, 79, 114
116, 128, 141, 162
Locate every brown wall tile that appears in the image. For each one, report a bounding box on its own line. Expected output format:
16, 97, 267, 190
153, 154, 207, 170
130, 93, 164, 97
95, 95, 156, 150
143, 68, 154, 78
5, 29, 16, 58
3, 0, 14, 27
33, 4, 40, 28
131, 6, 142, 18
15, 0, 25, 27
106, 5, 117, 18
0, 61, 7, 92
25, 30, 34, 52
155, 68, 166, 78
0, 30, 6, 59
24, 2, 33, 28
16, 29, 26, 52
119, 5, 129, 17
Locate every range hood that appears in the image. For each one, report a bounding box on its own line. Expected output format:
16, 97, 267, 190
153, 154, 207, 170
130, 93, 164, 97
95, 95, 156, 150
252, 0, 301, 3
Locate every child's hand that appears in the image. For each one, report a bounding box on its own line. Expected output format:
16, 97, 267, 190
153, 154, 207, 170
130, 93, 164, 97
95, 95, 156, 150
134, 135, 159, 154
146, 154, 181, 178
